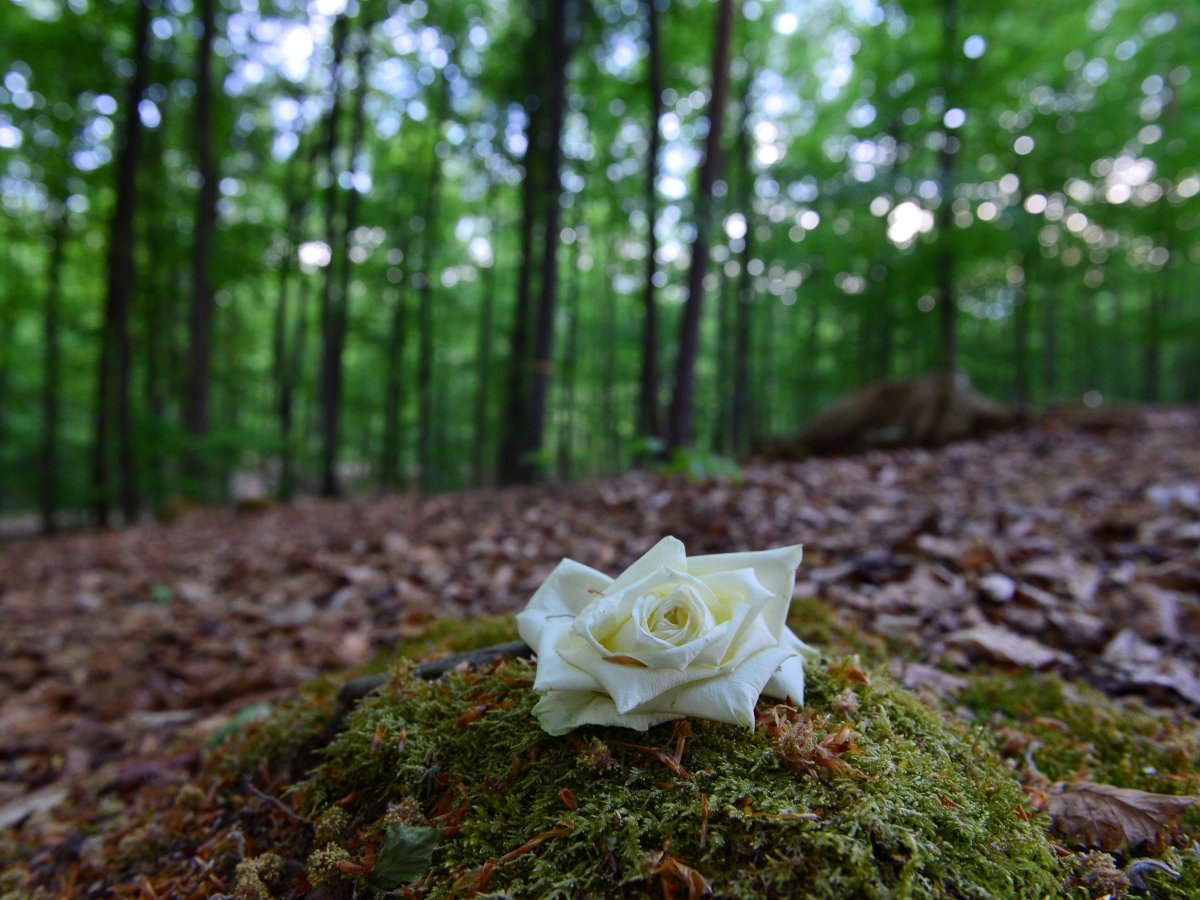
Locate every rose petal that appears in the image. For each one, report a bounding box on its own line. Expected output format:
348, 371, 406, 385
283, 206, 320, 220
516, 559, 613, 647
604, 536, 687, 594
559, 639, 698, 713
763, 627, 817, 704
529, 620, 603, 694
581, 568, 722, 670
690, 595, 772, 667
644, 645, 796, 729
695, 567, 775, 621
532, 691, 681, 736
560, 611, 784, 715
687, 545, 803, 636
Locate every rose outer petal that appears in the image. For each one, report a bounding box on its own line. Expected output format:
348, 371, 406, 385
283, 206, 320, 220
763, 626, 818, 705
646, 644, 797, 728
534, 643, 802, 734
559, 609, 786, 715
529, 619, 603, 694
686, 544, 803, 638
532, 690, 681, 736
603, 536, 687, 595
516, 558, 613, 648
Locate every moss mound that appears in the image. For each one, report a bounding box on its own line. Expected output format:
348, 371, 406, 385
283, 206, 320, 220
11, 610, 1198, 896
216, 652, 1060, 897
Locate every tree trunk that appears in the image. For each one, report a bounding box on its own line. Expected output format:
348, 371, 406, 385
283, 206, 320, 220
183, 0, 219, 499
1012, 254, 1030, 405
40, 205, 68, 534
1042, 284, 1058, 398
471, 184, 499, 487
417, 77, 447, 492
273, 137, 309, 500
318, 14, 349, 498
0, 290, 13, 514
637, 0, 664, 446
498, 6, 550, 484
93, 0, 151, 527
281, 273, 313, 499
667, 0, 734, 450
381, 280, 408, 490
602, 253, 620, 465
713, 265, 733, 453
802, 270, 822, 417
556, 236, 581, 480
519, 0, 574, 484
1144, 289, 1164, 402
130, 84, 173, 516
731, 84, 754, 455
935, 0, 958, 375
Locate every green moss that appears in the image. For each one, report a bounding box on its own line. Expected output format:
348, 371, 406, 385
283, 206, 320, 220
959, 669, 1200, 840
788, 597, 893, 662
368, 614, 522, 672
232, 852, 284, 899
85, 613, 1198, 898
269, 652, 1060, 898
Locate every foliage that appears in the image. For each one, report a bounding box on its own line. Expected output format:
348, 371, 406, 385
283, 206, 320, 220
0, 0, 1196, 521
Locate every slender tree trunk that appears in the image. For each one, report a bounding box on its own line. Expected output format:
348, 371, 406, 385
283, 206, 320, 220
1012, 254, 1030, 405
802, 270, 822, 417
471, 185, 499, 487
416, 78, 447, 492
637, 0, 664, 446
498, 7, 550, 483
93, 0, 151, 526
274, 263, 295, 500
935, 0, 958, 375
40, 205, 68, 534
278, 135, 320, 500
137, 100, 172, 515
557, 237, 581, 480
281, 273, 312, 498
667, 0, 734, 450
731, 84, 754, 455
714, 265, 734, 452
318, 14, 349, 497
519, 0, 574, 484
183, 0, 219, 498
322, 34, 372, 493
381, 280, 408, 490
0, 292, 13, 513
1144, 289, 1164, 402
874, 116, 904, 381
1042, 279, 1058, 398
602, 255, 620, 465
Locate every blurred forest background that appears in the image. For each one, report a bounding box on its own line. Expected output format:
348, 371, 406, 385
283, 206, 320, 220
0, 0, 1196, 533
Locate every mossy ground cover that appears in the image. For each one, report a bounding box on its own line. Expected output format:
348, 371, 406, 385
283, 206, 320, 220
4, 607, 1198, 897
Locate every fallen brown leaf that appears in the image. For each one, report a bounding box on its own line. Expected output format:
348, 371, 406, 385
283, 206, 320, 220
1047, 781, 1198, 852
943, 624, 1073, 669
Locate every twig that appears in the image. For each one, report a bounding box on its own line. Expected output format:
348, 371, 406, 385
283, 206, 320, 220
320, 641, 533, 747
243, 779, 313, 828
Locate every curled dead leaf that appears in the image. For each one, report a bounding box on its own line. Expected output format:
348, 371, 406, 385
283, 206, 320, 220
646, 848, 712, 899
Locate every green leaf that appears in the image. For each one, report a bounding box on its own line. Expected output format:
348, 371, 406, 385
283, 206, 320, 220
367, 824, 440, 889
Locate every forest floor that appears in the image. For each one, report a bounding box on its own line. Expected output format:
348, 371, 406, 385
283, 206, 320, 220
2, 407, 1200, 891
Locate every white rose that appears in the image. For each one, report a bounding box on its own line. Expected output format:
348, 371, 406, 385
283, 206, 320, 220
516, 536, 816, 735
